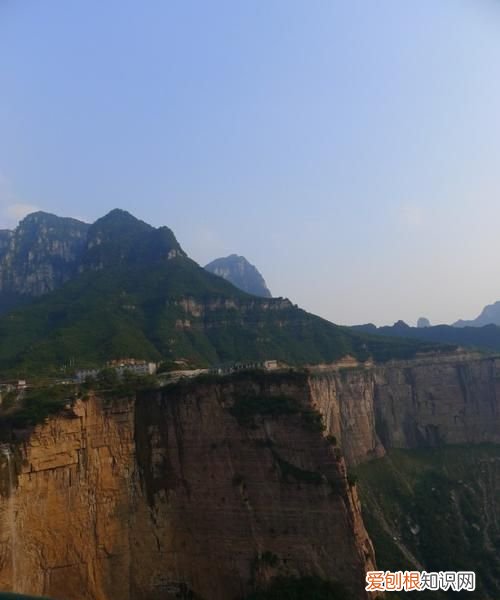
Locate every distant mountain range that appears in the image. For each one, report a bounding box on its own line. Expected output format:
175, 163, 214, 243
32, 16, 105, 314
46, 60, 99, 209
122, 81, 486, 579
0, 209, 442, 375
204, 254, 272, 297
417, 317, 431, 328
353, 320, 500, 354
453, 301, 500, 328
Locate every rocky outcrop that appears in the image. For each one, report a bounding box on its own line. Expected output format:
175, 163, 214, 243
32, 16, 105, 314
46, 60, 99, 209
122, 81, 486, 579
417, 317, 431, 328
0, 375, 374, 600
0, 209, 184, 314
308, 352, 500, 465
0, 208, 436, 370
205, 255, 272, 298
2, 351, 500, 599
0, 231, 13, 253
308, 370, 385, 467
172, 296, 291, 316
0, 212, 89, 313
454, 300, 500, 327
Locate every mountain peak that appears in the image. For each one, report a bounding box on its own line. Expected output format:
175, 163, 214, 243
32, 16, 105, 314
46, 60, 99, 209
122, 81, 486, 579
0, 207, 187, 307
20, 210, 57, 222
417, 317, 431, 328
84, 209, 183, 270
454, 300, 500, 328
0, 211, 90, 305
204, 254, 272, 297
19, 211, 87, 228
393, 320, 410, 330
92, 208, 152, 230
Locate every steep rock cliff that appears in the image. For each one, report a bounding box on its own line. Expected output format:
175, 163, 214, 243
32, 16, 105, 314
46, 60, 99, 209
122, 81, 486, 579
356, 446, 500, 600
0, 212, 88, 303
0, 374, 374, 600
0, 208, 443, 370
304, 352, 500, 599
2, 352, 499, 599
308, 352, 500, 465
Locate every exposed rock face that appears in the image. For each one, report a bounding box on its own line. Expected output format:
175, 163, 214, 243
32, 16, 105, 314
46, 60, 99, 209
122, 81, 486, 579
308, 370, 385, 466
356, 445, 500, 600
0, 397, 134, 599
0, 212, 89, 311
308, 352, 500, 465
0, 209, 437, 370
0, 209, 185, 315
372, 354, 500, 450
454, 300, 500, 327
308, 352, 500, 600
2, 352, 499, 599
204, 255, 272, 297
170, 296, 293, 328
0, 376, 374, 600
0, 213, 271, 318
0, 230, 13, 253
417, 317, 431, 328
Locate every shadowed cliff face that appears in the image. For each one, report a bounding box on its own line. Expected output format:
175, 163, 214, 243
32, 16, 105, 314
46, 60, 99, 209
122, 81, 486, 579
356, 446, 500, 600
309, 353, 500, 465
0, 376, 374, 600
2, 352, 500, 599
0, 213, 89, 314
303, 352, 500, 600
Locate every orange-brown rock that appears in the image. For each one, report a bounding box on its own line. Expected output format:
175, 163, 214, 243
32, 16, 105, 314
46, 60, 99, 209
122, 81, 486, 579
3, 351, 496, 599
310, 352, 500, 465
0, 375, 374, 600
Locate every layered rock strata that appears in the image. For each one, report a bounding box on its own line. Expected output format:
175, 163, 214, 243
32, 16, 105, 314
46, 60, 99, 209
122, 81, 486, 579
0, 375, 374, 600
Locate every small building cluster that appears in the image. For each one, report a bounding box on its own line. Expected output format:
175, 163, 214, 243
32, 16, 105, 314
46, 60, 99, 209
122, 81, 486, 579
0, 380, 27, 407
65, 358, 281, 385
209, 359, 279, 376
107, 358, 157, 376
0, 379, 26, 390
75, 359, 157, 383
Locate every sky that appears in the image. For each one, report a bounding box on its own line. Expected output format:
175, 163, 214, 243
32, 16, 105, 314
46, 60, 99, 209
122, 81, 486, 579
1, 0, 500, 327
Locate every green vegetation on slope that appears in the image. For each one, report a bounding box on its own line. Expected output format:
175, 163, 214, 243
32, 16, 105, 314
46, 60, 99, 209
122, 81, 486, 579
0, 208, 454, 376
0, 385, 77, 437
354, 321, 500, 355
0, 371, 159, 439
0, 256, 449, 376
356, 446, 500, 600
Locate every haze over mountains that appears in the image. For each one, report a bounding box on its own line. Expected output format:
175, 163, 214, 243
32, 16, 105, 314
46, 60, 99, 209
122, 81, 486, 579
0, 209, 441, 375
351, 295, 500, 354
353, 320, 500, 355
453, 301, 500, 328
6, 209, 500, 374
1, 209, 500, 600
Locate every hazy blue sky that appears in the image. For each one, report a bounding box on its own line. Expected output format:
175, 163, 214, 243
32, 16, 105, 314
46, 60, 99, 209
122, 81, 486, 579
1, 1, 500, 326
